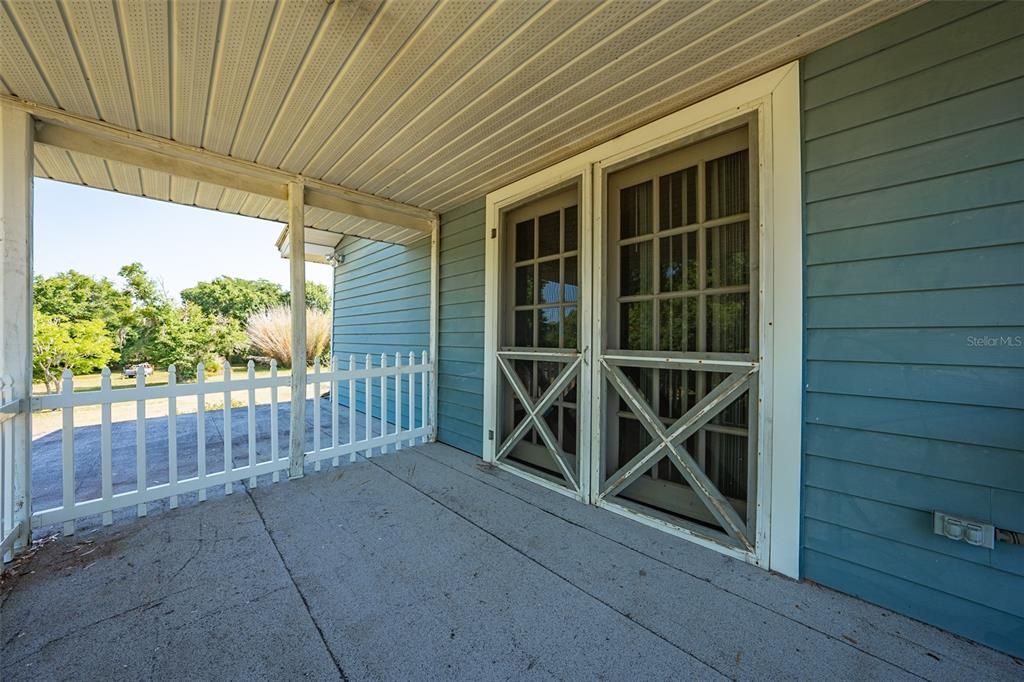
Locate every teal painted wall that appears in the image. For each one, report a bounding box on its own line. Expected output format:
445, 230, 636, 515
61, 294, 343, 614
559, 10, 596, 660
436, 199, 486, 455
801, 1, 1024, 656
330, 199, 487, 448
332, 235, 430, 427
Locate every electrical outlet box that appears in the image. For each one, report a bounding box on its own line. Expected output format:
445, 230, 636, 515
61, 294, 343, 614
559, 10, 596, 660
933, 512, 995, 549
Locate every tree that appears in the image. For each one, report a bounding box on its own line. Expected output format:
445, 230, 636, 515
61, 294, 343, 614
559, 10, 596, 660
33, 270, 130, 321
305, 282, 331, 314
32, 309, 118, 393
181, 276, 332, 321
181, 276, 288, 324
33, 270, 134, 352
115, 263, 171, 365
118, 262, 166, 308
148, 303, 248, 380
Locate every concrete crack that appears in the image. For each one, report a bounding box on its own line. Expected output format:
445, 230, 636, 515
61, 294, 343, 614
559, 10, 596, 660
4, 585, 199, 667
244, 486, 349, 682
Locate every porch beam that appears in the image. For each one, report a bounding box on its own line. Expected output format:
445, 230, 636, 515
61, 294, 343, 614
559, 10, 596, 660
0, 103, 33, 551
287, 181, 306, 480
2, 96, 436, 236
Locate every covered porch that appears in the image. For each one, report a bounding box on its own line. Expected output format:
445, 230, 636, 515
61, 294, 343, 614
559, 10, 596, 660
4, 442, 1018, 681
1, 0, 1022, 669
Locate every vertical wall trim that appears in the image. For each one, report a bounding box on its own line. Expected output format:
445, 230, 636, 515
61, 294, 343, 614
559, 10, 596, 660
765, 64, 803, 579
482, 202, 499, 462
429, 218, 440, 440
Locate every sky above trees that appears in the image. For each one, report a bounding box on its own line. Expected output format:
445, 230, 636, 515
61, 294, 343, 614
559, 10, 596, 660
33, 179, 334, 298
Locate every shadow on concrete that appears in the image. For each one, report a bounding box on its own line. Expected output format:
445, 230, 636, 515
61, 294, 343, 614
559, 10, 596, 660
30, 398, 388, 527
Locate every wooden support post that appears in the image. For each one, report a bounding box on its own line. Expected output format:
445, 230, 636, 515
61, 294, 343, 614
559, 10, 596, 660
287, 181, 307, 479
0, 104, 33, 550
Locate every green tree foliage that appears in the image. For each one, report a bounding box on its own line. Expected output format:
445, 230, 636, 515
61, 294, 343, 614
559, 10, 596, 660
116, 263, 170, 364
149, 303, 248, 380
33, 264, 329, 380
181, 276, 288, 324
32, 309, 118, 393
118, 262, 166, 308
33, 270, 134, 350
33, 270, 129, 320
181, 276, 332, 322
305, 282, 331, 314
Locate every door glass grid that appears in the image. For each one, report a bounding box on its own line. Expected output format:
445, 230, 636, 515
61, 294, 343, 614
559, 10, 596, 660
512, 206, 579, 351
501, 192, 580, 486
607, 126, 756, 533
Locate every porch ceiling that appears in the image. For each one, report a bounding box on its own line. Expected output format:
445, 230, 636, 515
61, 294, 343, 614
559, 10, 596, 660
1, 0, 920, 254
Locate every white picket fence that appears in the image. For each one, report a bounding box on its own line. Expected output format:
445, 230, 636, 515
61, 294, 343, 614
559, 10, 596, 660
30, 352, 433, 536
1, 377, 25, 559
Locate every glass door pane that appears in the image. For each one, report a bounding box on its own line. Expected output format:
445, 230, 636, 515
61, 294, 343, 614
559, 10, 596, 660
602, 122, 759, 548
498, 185, 581, 490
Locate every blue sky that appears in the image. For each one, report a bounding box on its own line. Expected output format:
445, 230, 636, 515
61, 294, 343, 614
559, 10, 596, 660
33, 179, 334, 299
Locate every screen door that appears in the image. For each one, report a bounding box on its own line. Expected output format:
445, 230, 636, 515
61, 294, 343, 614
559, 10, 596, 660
596, 122, 760, 552
495, 185, 582, 493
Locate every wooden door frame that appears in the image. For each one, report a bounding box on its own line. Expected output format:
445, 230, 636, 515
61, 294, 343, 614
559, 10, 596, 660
483, 63, 802, 578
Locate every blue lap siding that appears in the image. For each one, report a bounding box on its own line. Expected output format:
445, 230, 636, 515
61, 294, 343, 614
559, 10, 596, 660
332, 235, 431, 427
436, 199, 486, 455
801, 1, 1024, 656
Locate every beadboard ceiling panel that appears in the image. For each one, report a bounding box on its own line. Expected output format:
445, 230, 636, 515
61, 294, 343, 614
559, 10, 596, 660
1, 0, 920, 252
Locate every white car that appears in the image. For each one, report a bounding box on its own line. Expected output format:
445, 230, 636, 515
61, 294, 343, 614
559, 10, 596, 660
122, 363, 155, 379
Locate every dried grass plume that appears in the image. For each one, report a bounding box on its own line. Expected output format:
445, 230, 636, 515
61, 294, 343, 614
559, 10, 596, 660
246, 306, 330, 367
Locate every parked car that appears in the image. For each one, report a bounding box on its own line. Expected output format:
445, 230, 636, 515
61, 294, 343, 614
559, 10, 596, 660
122, 363, 154, 379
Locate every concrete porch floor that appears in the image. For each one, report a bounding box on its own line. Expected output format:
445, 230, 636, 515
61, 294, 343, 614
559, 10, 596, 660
2, 443, 1019, 681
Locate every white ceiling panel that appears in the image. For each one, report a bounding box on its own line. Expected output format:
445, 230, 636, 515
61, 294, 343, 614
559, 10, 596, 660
230, 0, 328, 160
107, 159, 143, 196
277, 0, 436, 173
121, 0, 171, 139
170, 0, 220, 146
61, 0, 136, 129
255, 0, 381, 169
202, 0, 276, 155
169, 176, 199, 206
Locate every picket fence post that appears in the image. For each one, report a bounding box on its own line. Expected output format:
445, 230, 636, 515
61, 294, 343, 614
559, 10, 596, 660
197, 363, 207, 502
167, 365, 178, 509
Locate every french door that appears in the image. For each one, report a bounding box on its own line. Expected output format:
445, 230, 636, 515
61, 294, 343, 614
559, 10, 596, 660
492, 118, 761, 555
595, 121, 760, 553
495, 185, 583, 494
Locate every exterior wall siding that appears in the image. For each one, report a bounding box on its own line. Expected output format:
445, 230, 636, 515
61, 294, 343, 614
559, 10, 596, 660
436, 199, 486, 455
800, 1, 1024, 657
328, 1, 1023, 655
332, 235, 431, 426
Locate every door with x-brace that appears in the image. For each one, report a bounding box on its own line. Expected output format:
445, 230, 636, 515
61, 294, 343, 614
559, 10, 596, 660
494, 121, 762, 556
597, 122, 760, 553
496, 186, 583, 495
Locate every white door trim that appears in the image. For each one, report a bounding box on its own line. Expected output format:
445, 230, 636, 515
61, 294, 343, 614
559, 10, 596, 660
483, 63, 802, 578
